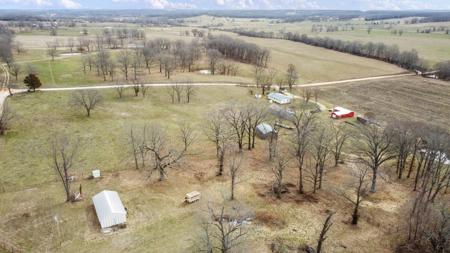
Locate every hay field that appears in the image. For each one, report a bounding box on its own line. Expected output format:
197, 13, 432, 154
216, 31, 405, 83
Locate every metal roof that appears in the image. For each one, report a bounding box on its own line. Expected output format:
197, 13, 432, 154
256, 123, 273, 135
268, 92, 291, 101
92, 190, 127, 229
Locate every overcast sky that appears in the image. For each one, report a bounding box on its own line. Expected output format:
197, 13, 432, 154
0, 0, 449, 10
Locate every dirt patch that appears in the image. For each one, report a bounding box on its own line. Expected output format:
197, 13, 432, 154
255, 210, 286, 229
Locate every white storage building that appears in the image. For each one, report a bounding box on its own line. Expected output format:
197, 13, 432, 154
92, 190, 127, 232
268, 92, 291, 104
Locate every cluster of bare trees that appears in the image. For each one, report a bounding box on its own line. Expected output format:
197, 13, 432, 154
128, 123, 195, 181
66, 28, 146, 53
198, 203, 248, 253
204, 103, 274, 201
80, 37, 202, 82
0, 25, 14, 67
206, 35, 270, 67
402, 126, 450, 252
166, 84, 197, 104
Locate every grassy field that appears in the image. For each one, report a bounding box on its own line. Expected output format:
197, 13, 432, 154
315, 76, 450, 130
184, 15, 450, 65
11, 25, 406, 88
0, 86, 413, 252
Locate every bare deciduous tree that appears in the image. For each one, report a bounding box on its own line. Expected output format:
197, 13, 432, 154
10, 62, 21, 81
117, 49, 131, 80
0, 102, 13, 135
205, 204, 247, 253
331, 123, 349, 167
316, 212, 334, 253
290, 109, 317, 194
70, 90, 103, 117
185, 85, 196, 103
342, 165, 369, 225
286, 63, 298, 91
50, 135, 79, 202
244, 102, 268, 150
46, 41, 58, 61
357, 125, 394, 192
207, 49, 222, 75
224, 105, 248, 152
272, 153, 290, 199
140, 83, 149, 98
229, 153, 243, 200
388, 120, 415, 179
66, 38, 75, 53
302, 88, 313, 104
205, 110, 233, 176
143, 123, 195, 181
115, 81, 125, 99
309, 125, 332, 193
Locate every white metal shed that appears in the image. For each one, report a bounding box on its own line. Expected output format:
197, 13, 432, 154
268, 92, 291, 104
92, 190, 127, 231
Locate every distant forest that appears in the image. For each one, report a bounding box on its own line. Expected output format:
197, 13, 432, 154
1, 9, 450, 23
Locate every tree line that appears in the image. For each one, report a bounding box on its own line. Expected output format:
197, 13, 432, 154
233, 29, 423, 71
206, 35, 270, 67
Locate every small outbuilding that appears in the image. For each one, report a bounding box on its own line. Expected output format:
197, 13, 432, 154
331, 106, 355, 119
92, 169, 101, 179
256, 123, 274, 139
92, 190, 127, 233
268, 92, 291, 104
185, 191, 201, 203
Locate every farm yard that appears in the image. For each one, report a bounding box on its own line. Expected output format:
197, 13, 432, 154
0, 86, 416, 252
0, 8, 450, 253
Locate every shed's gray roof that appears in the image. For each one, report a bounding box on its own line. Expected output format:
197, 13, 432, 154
256, 123, 273, 135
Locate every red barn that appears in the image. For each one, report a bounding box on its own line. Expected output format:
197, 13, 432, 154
331, 106, 355, 119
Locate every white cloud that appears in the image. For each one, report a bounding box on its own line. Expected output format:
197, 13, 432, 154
60, 0, 81, 8
146, 0, 196, 9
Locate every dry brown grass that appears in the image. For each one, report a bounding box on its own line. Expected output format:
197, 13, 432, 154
317, 76, 450, 130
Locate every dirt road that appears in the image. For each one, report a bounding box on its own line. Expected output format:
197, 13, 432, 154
0, 64, 10, 112
0, 72, 415, 113
9, 72, 414, 93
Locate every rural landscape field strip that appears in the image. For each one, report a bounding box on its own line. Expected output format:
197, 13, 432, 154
319, 77, 450, 129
